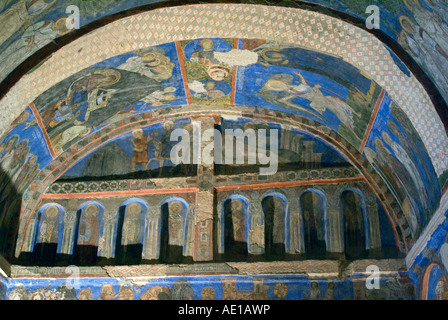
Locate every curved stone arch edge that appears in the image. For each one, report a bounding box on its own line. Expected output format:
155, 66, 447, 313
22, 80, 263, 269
13, 107, 409, 259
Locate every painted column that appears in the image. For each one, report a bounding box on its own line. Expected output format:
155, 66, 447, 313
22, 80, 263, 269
142, 206, 162, 261
248, 199, 264, 256
326, 193, 344, 254
60, 209, 77, 255
288, 195, 304, 255
99, 210, 118, 259
184, 205, 195, 258
364, 193, 382, 255
193, 117, 217, 261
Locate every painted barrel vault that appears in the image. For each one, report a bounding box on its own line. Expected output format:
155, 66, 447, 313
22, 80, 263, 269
0, 0, 446, 300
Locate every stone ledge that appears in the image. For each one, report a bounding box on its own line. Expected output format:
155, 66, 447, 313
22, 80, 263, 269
341, 259, 406, 278
10, 265, 108, 278
9, 259, 406, 279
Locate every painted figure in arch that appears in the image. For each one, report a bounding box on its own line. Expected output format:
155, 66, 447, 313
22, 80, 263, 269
262, 196, 286, 259
0, 135, 19, 174
141, 86, 178, 107
39, 205, 59, 244
0, 0, 59, 47
118, 202, 143, 265
260, 72, 360, 130
435, 278, 448, 300
302, 282, 322, 300
33, 205, 60, 265
78, 288, 93, 300
160, 200, 185, 263
131, 128, 149, 172
98, 284, 118, 300
403, 0, 448, 55
117, 50, 175, 82
341, 191, 367, 260
52, 125, 92, 155
1, 109, 36, 141
168, 201, 184, 248
224, 198, 248, 260
44, 69, 121, 129
122, 203, 142, 245
118, 287, 134, 300
398, 15, 448, 99
75, 203, 100, 265
0, 17, 71, 82
301, 192, 326, 259
381, 131, 428, 209
146, 120, 176, 176
190, 38, 221, 67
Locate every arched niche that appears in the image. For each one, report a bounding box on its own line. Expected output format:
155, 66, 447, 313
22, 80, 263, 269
159, 197, 190, 264
340, 189, 369, 260
422, 263, 448, 300
115, 198, 148, 265
72, 202, 104, 266
220, 195, 250, 261
31, 203, 65, 266
261, 193, 289, 260
300, 189, 327, 259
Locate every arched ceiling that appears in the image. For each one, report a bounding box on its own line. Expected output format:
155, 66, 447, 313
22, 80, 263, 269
0, 1, 446, 263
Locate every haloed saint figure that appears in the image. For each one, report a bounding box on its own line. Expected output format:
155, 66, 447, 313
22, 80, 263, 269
74, 203, 100, 265
160, 200, 185, 263
33, 205, 60, 265
224, 198, 248, 261
116, 202, 143, 265
262, 196, 286, 260
301, 192, 326, 259
342, 191, 367, 260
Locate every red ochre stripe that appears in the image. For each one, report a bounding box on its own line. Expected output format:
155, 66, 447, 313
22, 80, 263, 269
176, 41, 191, 105
29, 102, 57, 159
360, 89, 386, 153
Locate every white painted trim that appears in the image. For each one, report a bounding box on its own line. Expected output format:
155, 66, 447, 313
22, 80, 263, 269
406, 191, 448, 268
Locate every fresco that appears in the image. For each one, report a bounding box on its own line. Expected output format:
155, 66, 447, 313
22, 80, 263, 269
396, 1, 448, 101
0, 0, 165, 83
0, 1, 446, 301
221, 196, 250, 261
295, 0, 448, 121
18, 174, 400, 265
0, 105, 53, 259
22, 192, 196, 266
423, 264, 448, 300
406, 209, 448, 299
30, 203, 65, 266
0, 1, 446, 160
0, 0, 444, 83
235, 39, 382, 149
215, 117, 352, 175
1, 273, 415, 300
67, 203, 105, 265
60, 118, 196, 180
363, 92, 440, 238
33, 42, 187, 156
214, 180, 399, 261
180, 38, 237, 105
300, 191, 326, 259
0, 0, 442, 106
